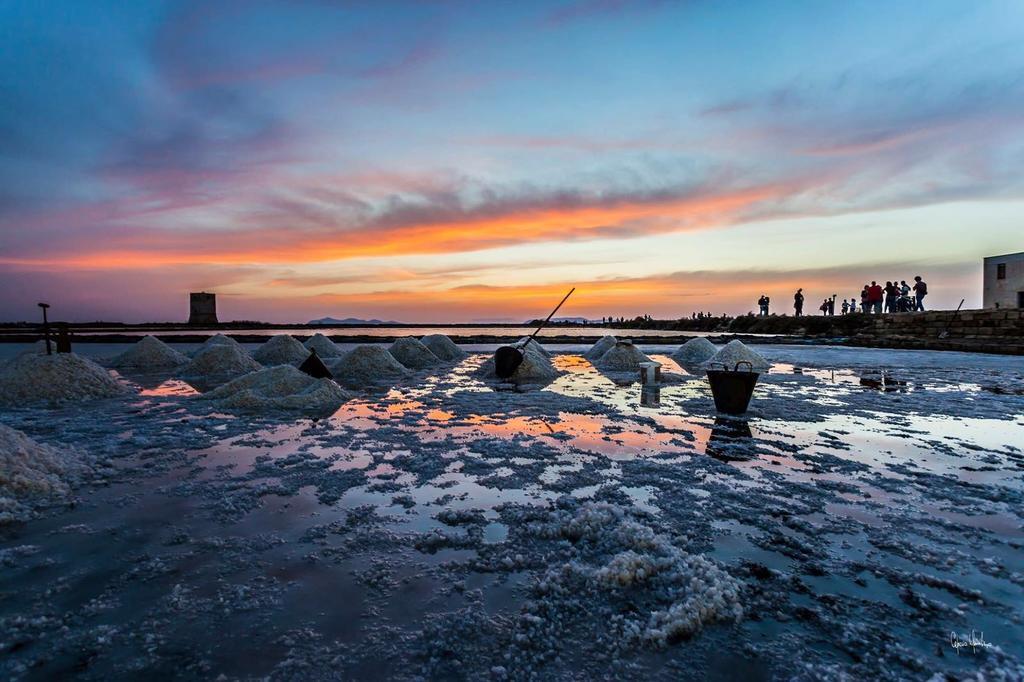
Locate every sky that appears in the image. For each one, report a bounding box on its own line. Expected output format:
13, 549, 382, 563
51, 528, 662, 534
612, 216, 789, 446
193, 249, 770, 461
1, 0, 1023, 323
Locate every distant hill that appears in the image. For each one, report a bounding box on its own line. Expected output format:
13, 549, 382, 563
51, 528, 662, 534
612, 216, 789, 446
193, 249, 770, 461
307, 317, 402, 326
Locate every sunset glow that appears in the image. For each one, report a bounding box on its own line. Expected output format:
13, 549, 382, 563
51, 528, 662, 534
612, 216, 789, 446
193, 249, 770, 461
2, 1, 1023, 322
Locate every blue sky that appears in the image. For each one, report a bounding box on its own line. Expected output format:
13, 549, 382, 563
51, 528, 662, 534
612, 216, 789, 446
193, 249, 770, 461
1, 0, 1022, 322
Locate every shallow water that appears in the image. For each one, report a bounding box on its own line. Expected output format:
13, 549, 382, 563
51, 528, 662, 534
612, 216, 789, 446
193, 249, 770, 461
1, 346, 1022, 679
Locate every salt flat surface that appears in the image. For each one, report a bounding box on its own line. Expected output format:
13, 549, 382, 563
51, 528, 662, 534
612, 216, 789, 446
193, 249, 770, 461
0, 346, 1022, 679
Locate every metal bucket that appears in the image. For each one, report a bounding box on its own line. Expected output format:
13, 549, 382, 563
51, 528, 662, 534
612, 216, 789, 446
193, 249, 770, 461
706, 361, 760, 414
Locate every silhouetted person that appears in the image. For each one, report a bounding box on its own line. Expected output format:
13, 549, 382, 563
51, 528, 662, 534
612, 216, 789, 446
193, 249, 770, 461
913, 276, 927, 311
794, 288, 804, 316
883, 281, 898, 313
849, 298, 857, 313
828, 295, 836, 316
868, 281, 883, 314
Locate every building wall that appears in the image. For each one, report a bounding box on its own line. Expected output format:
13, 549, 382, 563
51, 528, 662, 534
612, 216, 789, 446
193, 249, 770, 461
188, 292, 218, 325
983, 252, 1024, 309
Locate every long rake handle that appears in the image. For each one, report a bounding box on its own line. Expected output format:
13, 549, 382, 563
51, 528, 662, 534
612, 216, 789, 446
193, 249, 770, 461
527, 287, 576, 343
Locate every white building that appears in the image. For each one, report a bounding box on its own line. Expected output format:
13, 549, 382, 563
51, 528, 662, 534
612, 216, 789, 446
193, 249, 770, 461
983, 252, 1024, 309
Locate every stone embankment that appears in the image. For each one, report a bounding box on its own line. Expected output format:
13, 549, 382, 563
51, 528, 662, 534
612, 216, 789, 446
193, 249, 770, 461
849, 309, 1024, 355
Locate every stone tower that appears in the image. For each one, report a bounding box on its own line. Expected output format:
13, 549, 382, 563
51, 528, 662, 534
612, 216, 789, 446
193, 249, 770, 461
188, 292, 218, 325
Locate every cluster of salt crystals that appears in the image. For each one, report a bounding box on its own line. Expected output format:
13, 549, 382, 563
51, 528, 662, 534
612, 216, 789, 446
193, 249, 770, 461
200, 364, 349, 414
251, 334, 310, 366
595, 341, 652, 371
671, 337, 718, 366
0, 353, 129, 407
0, 424, 91, 524
389, 337, 441, 370
110, 335, 188, 369
703, 339, 769, 372
326, 345, 410, 388
420, 334, 466, 361
303, 333, 343, 358
584, 335, 617, 361
180, 342, 262, 378
526, 501, 744, 645
516, 337, 551, 357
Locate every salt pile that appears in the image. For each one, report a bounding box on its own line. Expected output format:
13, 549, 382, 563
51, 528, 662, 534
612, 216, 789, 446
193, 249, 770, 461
517, 336, 551, 357
389, 337, 441, 370
420, 334, 466, 361
671, 337, 718, 366
0, 425, 91, 524
110, 335, 189, 369
200, 333, 239, 349
252, 334, 309, 366
584, 335, 617, 361
303, 333, 343, 358
0, 353, 129, 407
595, 341, 651, 371
479, 341, 560, 383
180, 343, 261, 379
703, 339, 769, 372
201, 365, 349, 414
326, 345, 410, 388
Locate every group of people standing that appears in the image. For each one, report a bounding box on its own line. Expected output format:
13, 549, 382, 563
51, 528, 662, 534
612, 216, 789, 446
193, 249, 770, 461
788, 276, 928, 317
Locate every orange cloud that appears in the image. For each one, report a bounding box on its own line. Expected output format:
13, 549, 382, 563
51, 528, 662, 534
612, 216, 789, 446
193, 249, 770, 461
0, 181, 796, 269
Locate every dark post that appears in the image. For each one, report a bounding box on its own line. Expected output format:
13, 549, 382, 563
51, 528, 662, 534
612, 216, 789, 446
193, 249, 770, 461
37, 302, 52, 355
56, 324, 72, 353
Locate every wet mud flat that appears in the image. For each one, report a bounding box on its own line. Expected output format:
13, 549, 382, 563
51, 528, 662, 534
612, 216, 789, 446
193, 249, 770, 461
1, 346, 1022, 680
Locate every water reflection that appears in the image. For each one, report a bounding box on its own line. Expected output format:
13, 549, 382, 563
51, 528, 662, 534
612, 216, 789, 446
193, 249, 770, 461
706, 416, 755, 462
639, 385, 661, 407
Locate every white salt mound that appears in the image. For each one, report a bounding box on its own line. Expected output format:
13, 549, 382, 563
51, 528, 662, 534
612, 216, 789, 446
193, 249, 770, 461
200, 333, 239, 349
596, 341, 651, 371
420, 334, 466, 361
584, 335, 617, 361
180, 343, 262, 378
303, 333, 343, 358
389, 337, 441, 370
252, 334, 309, 366
478, 342, 560, 383
671, 337, 718, 366
703, 339, 769, 372
0, 352, 129, 407
0, 425, 91, 524
111, 335, 189, 369
517, 336, 550, 357
201, 365, 349, 414
326, 345, 410, 388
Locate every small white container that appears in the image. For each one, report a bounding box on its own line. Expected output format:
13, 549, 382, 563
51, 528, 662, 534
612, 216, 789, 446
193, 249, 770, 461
639, 361, 662, 385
